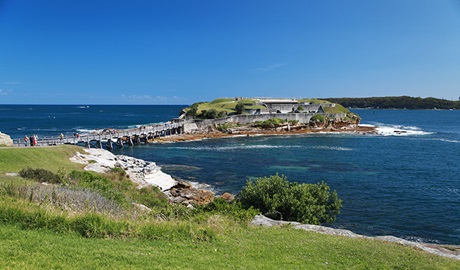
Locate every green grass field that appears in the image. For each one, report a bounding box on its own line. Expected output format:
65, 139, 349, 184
0, 146, 459, 269
0, 145, 84, 174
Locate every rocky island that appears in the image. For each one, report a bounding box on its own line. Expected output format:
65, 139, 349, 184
154, 97, 374, 143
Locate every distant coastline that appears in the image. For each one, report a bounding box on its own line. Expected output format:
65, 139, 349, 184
325, 96, 460, 110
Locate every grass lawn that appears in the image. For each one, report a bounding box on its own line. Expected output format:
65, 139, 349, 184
0, 145, 84, 174
0, 223, 458, 269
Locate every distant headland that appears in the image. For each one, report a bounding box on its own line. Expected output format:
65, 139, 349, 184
324, 96, 460, 110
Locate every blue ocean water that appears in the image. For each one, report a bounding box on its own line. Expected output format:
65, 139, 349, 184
0, 105, 183, 140
1, 105, 459, 245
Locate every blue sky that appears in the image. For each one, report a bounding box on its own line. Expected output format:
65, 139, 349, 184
0, 0, 459, 104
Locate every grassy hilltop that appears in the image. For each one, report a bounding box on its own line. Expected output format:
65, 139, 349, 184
0, 146, 458, 269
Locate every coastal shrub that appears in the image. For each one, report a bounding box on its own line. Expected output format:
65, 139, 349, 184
288, 120, 299, 125
19, 168, 67, 185
217, 110, 227, 118
69, 170, 126, 206
238, 174, 342, 224
132, 186, 169, 208
203, 109, 218, 119
216, 123, 237, 132
202, 198, 259, 223
235, 102, 245, 114
310, 114, 325, 123
253, 118, 284, 128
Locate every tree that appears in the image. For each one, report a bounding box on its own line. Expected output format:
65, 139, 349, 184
203, 109, 218, 119
238, 175, 342, 224
187, 106, 198, 118
235, 102, 245, 114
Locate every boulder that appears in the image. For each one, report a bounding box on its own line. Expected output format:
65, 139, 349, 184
169, 180, 215, 206
0, 132, 13, 146
219, 192, 235, 202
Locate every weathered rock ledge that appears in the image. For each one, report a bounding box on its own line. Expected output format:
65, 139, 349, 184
69, 148, 214, 206
251, 215, 460, 260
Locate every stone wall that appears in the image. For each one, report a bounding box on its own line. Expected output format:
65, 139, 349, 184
184, 113, 317, 133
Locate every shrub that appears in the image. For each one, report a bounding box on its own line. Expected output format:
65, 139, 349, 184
131, 186, 169, 208
235, 102, 245, 114
253, 118, 284, 128
69, 170, 126, 206
238, 175, 342, 224
288, 120, 299, 125
202, 198, 259, 223
216, 123, 236, 132
203, 109, 218, 119
310, 114, 325, 123
19, 168, 67, 185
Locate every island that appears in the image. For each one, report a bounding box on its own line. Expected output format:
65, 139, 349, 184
156, 97, 374, 143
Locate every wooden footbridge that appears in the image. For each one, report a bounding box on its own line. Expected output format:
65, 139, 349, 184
15, 121, 185, 149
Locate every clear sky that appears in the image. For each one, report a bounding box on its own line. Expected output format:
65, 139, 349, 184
0, 0, 459, 105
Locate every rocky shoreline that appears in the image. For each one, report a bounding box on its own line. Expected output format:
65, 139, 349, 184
69, 148, 215, 207
152, 124, 376, 143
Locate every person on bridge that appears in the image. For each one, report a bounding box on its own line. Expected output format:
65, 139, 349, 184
23, 135, 29, 146
60, 133, 64, 141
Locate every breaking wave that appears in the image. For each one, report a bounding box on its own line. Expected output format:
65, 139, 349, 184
366, 122, 434, 136
308, 146, 355, 151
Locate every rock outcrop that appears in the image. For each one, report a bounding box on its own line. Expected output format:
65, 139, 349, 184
251, 215, 460, 260
219, 192, 235, 202
0, 132, 13, 146
70, 149, 215, 207
168, 180, 215, 206
70, 149, 177, 191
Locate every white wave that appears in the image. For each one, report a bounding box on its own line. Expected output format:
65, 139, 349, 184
432, 138, 460, 144
308, 146, 354, 151
188, 181, 215, 192
375, 125, 434, 137
76, 106, 89, 109
358, 124, 375, 128
76, 128, 100, 134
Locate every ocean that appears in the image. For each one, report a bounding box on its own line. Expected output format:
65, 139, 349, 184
1, 105, 459, 245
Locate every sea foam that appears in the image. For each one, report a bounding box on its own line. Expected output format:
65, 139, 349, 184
365, 122, 434, 136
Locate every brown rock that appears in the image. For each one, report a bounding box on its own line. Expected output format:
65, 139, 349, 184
169, 187, 215, 206
219, 192, 235, 202
174, 180, 193, 189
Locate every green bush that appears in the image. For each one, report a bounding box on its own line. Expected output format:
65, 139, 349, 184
235, 102, 245, 114
69, 171, 126, 205
253, 118, 285, 128
203, 109, 218, 119
202, 198, 259, 223
238, 175, 342, 224
132, 186, 169, 208
19, 168, 67, 185
310, 114, 325, 123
